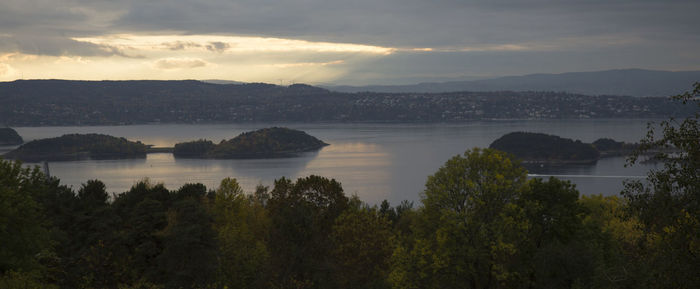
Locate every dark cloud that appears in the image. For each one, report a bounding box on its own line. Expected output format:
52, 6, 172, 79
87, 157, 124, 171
0, 35, 138, 57
113, 0, 700, 47
3, 0, 700, 48
164, 41, 202, 50
337, 40, 700, 85
0, 0, 129, 57
205, 41, 230, 53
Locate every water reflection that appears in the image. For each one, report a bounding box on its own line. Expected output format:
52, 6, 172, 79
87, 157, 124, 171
9, 120, 659, 205
525, 156, 655, 196
171, 150, 322, 190
304, 143, 392, 204
34, 141, 394, 204
0, 145, 19, 156
24, 157, 148, 192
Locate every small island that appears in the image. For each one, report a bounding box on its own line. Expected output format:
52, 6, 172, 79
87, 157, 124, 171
0, 127, 23, 145
489, 132, 600, 164
3, 133, 148, 162
591, 138, 639, 157
174, 127, 328, 159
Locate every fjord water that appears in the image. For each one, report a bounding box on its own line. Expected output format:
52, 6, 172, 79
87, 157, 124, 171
4, 120, 657, 204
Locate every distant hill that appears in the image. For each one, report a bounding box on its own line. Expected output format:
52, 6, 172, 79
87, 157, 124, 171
0, 79, 693, 126
201, 79, 246, 85
326, 69, 700, 97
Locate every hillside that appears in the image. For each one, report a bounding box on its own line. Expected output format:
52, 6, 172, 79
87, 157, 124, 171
3, 133, 148, 162
0, 79, 692, 126
174, 127, 328, 158
327, 69, 700, 96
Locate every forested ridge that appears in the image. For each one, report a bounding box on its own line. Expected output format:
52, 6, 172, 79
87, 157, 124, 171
1, 84, 698, 289
0, 80, 694, 126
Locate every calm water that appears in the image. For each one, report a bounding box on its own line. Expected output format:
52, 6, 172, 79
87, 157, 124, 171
1, 120, 659, 204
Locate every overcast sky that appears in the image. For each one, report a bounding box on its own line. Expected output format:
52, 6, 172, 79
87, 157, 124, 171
1, 0, 699, 85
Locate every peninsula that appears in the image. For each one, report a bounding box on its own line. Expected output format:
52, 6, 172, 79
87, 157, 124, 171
3, 133, 148, 162
174, 127, 328, 159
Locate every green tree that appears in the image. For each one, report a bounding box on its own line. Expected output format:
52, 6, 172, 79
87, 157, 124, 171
110, 180, 171, 287
623, 82, 700, 288
267, 175, 349, 288
391, 148, 529, 289
0, 159, 53, 277
519, 178, 591, 289
64, 180, 122, 289
157, 198, 217, 289
330, 197, 394, 289
210, 177, 269, 289
0, 271, 58, 289
579, 195, 641, 288
521, 178, 583, 249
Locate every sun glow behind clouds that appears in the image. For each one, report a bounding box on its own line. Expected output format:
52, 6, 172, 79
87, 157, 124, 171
1, 33, 639, 84
73, 34, 396, 54
0, 34, 397, 83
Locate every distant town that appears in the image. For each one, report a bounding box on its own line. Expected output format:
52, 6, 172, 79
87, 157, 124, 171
0, 80, 692, 126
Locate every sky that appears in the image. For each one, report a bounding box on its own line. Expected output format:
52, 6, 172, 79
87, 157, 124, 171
1, 0, 699, 85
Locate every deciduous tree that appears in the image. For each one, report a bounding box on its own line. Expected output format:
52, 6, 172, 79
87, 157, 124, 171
391, 148, 528, 289
623, 82, 700, 288
267, 175, 348, 288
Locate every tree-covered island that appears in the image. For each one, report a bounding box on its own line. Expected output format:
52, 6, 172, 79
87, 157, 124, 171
0, 127, 23, 145
490, 132, 649, 165
2, 133, 148, 162
489, 132, 600, 164
592, 138, 639, 157
174, 127, 328, 158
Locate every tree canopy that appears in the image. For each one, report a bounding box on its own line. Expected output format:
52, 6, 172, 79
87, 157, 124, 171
622, 82, 700, 288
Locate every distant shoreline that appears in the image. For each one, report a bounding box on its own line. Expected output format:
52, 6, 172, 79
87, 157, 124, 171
2, 80, 691, 126
5, 117, 670, 128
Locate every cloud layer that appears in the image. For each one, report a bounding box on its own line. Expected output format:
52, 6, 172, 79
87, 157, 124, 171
1, 0, 699, 84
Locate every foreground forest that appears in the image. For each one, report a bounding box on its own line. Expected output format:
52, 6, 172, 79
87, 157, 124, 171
1, 84, 698, 289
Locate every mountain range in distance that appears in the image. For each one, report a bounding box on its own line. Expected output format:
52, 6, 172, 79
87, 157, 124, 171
318, 69, 700, 97
6, 69, 699, 98
127, 69, 697, 97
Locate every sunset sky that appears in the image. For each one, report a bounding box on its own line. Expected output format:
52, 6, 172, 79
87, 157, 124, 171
1, 0, 699, 85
